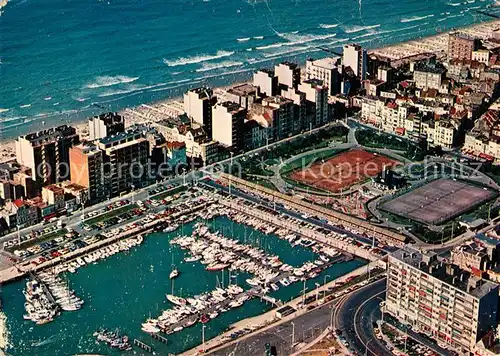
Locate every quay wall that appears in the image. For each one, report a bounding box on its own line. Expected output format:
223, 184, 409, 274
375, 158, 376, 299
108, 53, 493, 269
218, 173, 407, 245
0, 201, 214, 284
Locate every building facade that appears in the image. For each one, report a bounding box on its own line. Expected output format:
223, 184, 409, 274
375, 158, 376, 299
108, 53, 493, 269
183, 87, 217, 139
274, 62, 300, 90
305, 57, 341, 95
448, 33, 480, 61
97, 130, 150, 197
385, 247, 499, 354
15, 125, 79, 186
253, 69, 278, 97
88, 112, 125, 141
69, 143, 105, 204
343, 44, 367, 80
212, 102, 246, 149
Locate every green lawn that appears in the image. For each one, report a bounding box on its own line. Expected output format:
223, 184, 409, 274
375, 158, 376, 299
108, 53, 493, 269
151, 185, 187, 200
84, 204, 138, 226
8, 228, 68, 252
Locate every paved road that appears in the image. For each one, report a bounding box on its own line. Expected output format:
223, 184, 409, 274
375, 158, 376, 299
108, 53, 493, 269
335, 278, 390, 356
209, 299, 337, 356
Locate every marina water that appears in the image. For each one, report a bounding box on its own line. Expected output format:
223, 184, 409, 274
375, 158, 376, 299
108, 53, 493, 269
2, 217, 365, 355
1, 0, 499, 136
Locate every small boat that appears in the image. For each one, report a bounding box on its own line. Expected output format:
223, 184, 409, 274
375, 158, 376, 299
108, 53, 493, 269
184, 255, 201, 263
173, 326, 184, 332
270, 283, 279, 291
199, 314, 210, 324
169, 269, 179, 279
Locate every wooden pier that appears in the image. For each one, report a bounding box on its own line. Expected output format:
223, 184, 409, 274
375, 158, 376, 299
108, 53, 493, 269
133, 339, 153, 353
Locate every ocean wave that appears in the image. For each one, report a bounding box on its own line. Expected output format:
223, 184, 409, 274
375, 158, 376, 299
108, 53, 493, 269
163, 50, 234, 67
437, 13, 464, 21
44, 96, 52, 101
0, 108, 9, 113
253, 36, 264, 40
76, 97, 89, 102
400, 14, 434, 23
319, 24, 339, 29
342, 24, 381, 34
53, 102, 60, 106
19, 104, 31, 108
276, 31, 338, 46
447, 2, 460, 5
377, 23, 428, 35
0, 115, 27, 124
85, 75, 140, 89
237, 37, 250, 42
256, 43, 285, 50
195, 61, 244, 72
262, 46, 310, 58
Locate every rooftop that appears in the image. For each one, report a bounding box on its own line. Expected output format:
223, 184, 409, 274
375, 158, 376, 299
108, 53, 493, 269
391, 246, 499, 299
227, 83, 258, 96
308, 57, 340, 70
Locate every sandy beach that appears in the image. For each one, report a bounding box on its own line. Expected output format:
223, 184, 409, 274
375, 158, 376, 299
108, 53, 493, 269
1, 19, 499, 164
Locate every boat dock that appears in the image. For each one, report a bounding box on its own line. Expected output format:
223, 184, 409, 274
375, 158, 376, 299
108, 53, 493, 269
133, 339, 153, 353
150, 254, 349, 335
28, 272, 58, 308
218, 198, 377, 261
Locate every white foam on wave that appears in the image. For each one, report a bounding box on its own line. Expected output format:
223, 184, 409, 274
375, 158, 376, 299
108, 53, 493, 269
253, 36, 264, 40
342, 24, 380, 34
196, 61, 244, 72
85, 75, 140, 89
447, 2, 460, 5
19, 104, 31, 108
319, 24, 339, 29
237, 37, 250, 42
256, 43, 285, 50
262, 46, 310, 59
377, 23, 428, 35
0, 108, 9, 113
275, 31, 338, 46
400, 14, 434, 23
438, 13, 464, 21
163, 50, 234, 67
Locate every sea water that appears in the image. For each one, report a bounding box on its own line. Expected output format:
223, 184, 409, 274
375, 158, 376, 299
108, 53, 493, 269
2, 217, 365, 355
1, 0, 499, 136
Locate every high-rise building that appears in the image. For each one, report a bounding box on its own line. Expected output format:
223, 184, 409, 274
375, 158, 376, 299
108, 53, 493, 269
225, 83, 258, 110
183, 87, 217, 139
274, 62, 301, 90
305, 57, 341, 95
448, 33, 481, 61
212, 102, 246, 149
298, 79, 330, 127
69, 142, 105, 204
88, 112, 125, 141
385, 247, 499, 354
96, 129, 150, 197
262, 96, 295, 140
343, 44, 367, 80
15, 125, 79, 186
281, 87, 306, 134
253, 69, 278, 97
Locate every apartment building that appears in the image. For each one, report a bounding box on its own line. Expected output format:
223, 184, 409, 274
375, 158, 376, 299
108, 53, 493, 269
15, 125, 79, 186
343, 44, 367, 80
96, 130, 150, 197
69, 142, 106, 204
281, 86, 307, 133
253, 69, 278, 97
386, 247, 499, 354
88, 112, 125, 141
305, 57, 341, 95
449, 33, 481, 61
262, 96, 296, 140
414, 64, 446, 90
297, 79, 330, 127
275, 62, 300, 90
212, 102, 246, 149
183, 87, 217, 139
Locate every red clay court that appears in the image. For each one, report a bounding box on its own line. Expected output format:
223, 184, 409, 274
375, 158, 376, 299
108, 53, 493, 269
289, 149, 399, 193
